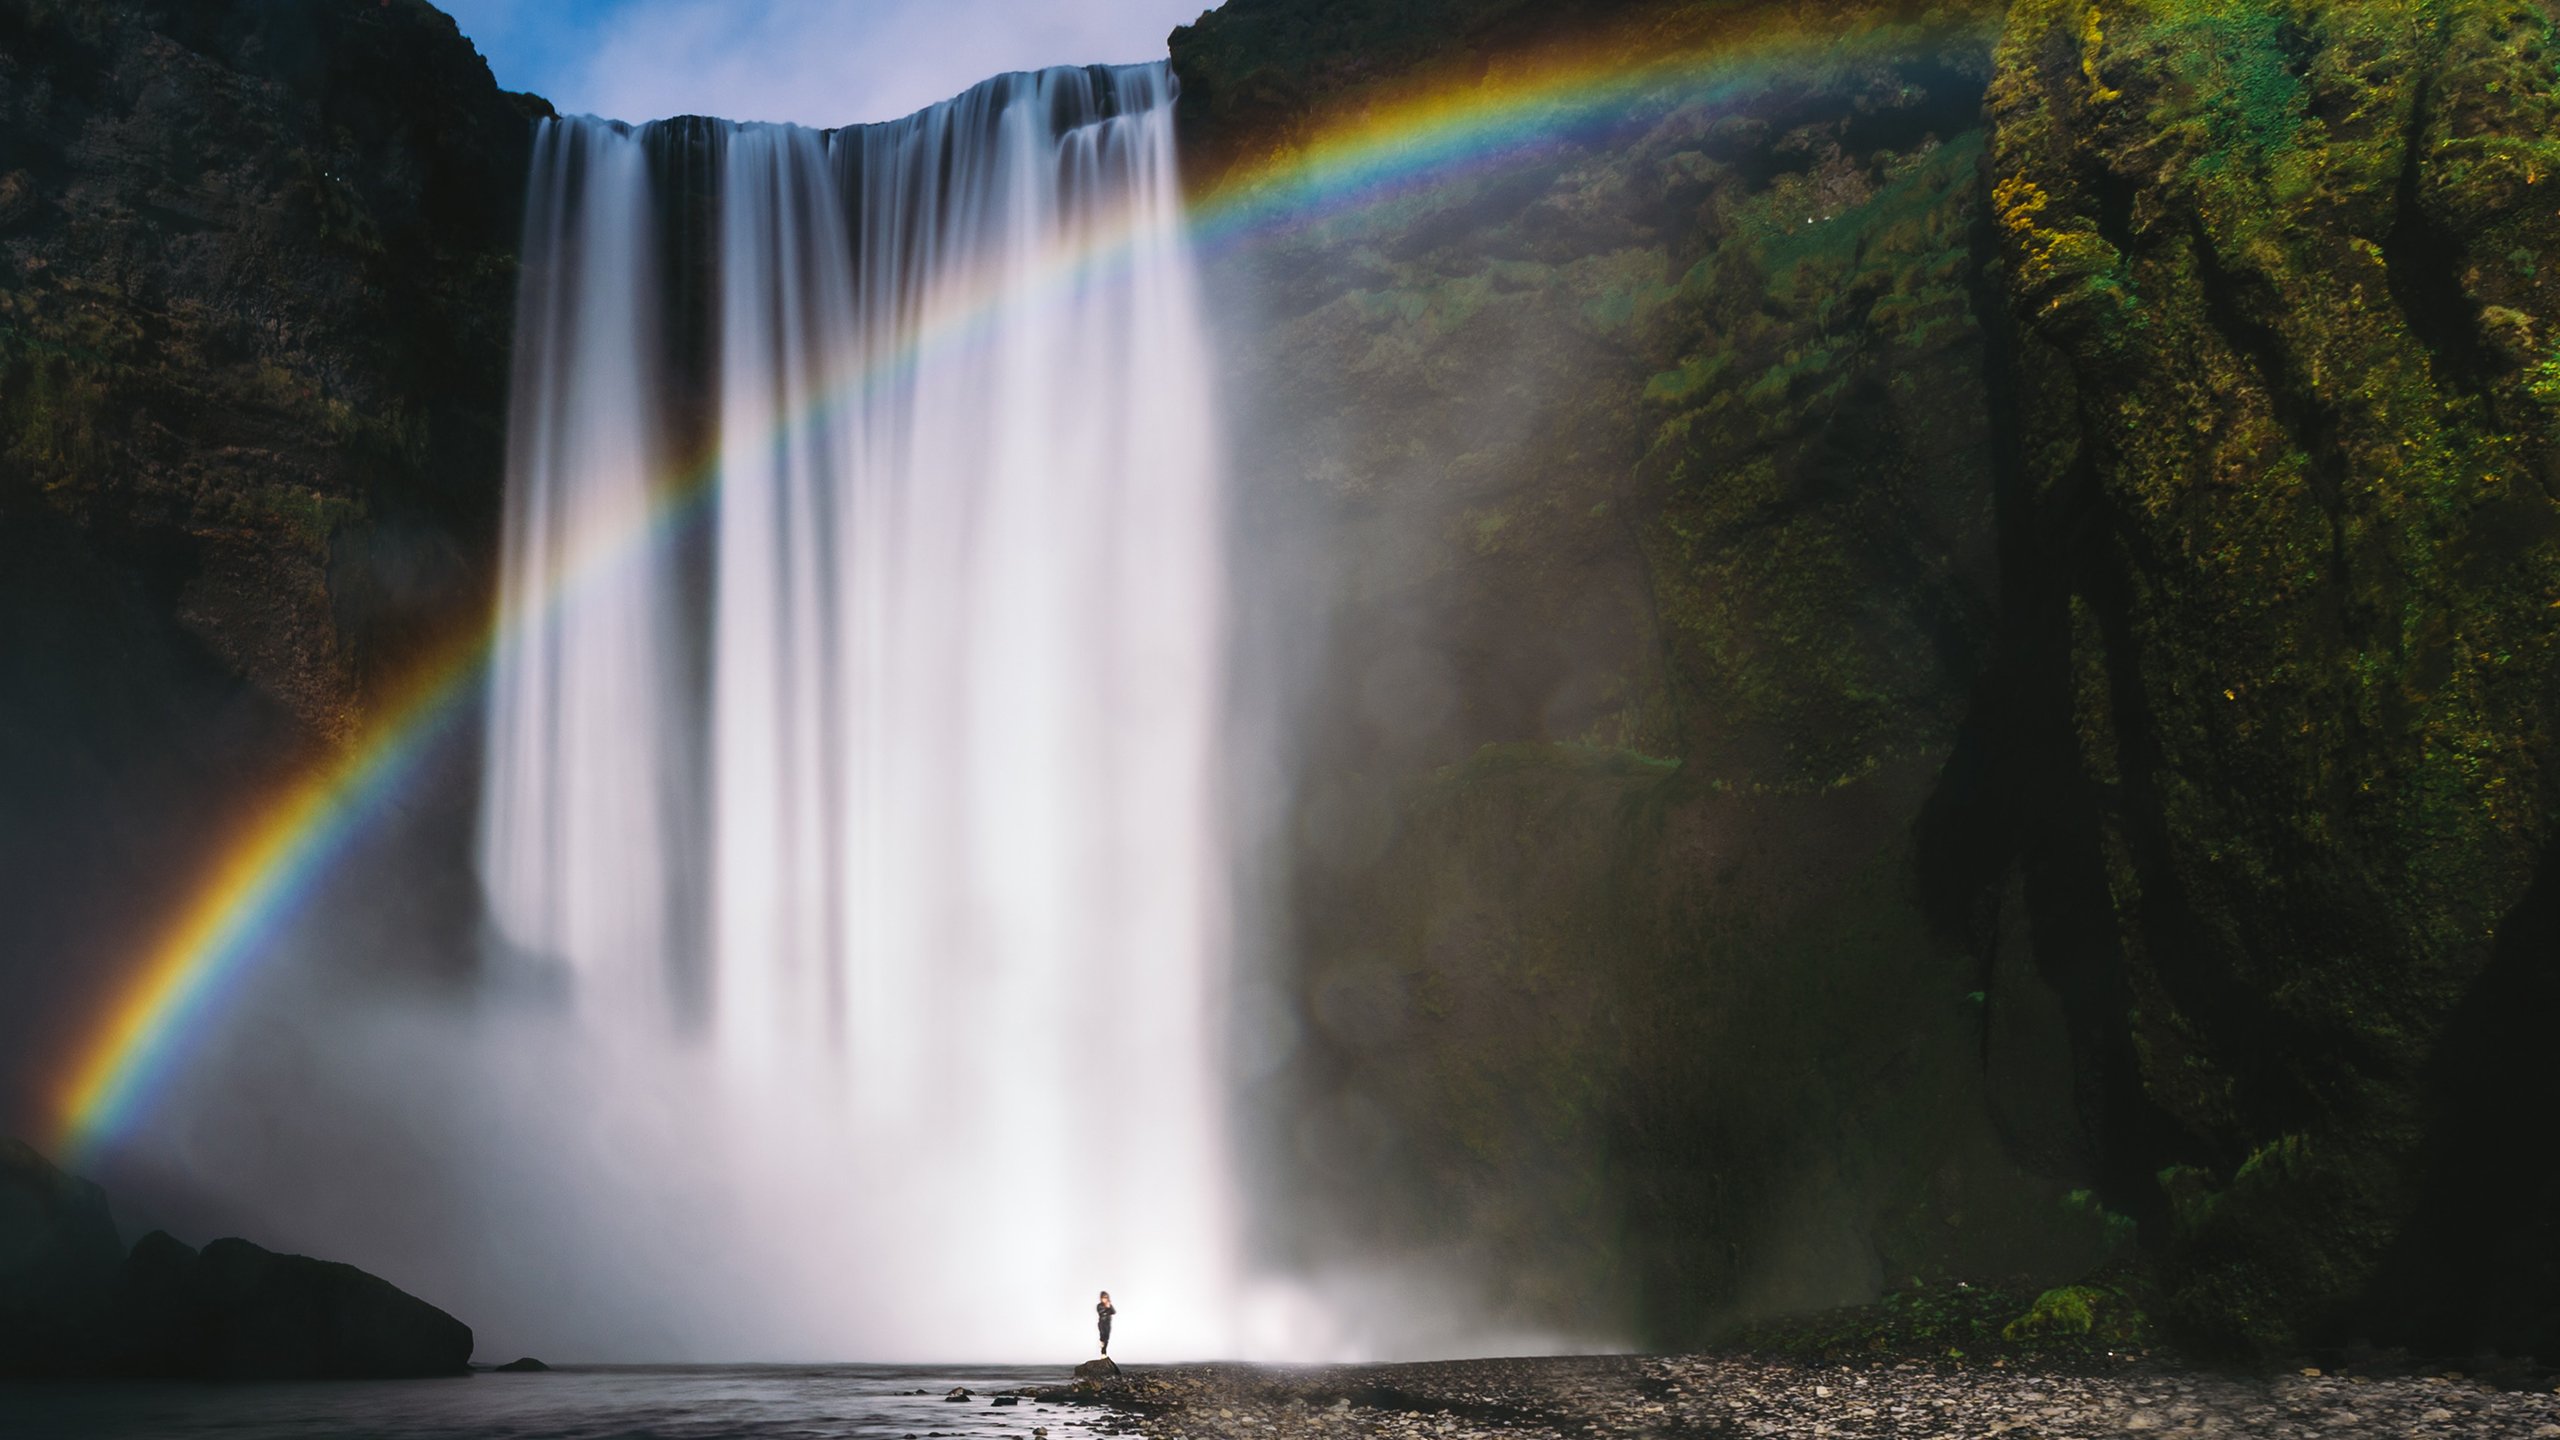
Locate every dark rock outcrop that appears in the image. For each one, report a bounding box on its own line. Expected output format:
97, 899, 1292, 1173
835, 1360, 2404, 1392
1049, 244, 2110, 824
113, 1230, 472, 1379
1, 1138, 472, 1378
490, 1354, 549, 1371
1076, 1356, 1121, 1379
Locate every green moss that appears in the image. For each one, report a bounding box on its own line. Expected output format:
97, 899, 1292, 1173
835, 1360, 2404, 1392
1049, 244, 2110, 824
2527, 342, 2560, 404
1989, 0, 2560, 1356
2002, 1284, 2105, 1339
1735, 1271, 2160, 1365
2065, 1190, 2142, 1257
1637, 131, 1997, 789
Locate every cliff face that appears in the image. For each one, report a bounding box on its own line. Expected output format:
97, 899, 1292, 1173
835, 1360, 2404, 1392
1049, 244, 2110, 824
0, 0, 539, 1122
0, 0, 538, 732
1968, 0, 2560, 1358
1178, 0, 2560, 1356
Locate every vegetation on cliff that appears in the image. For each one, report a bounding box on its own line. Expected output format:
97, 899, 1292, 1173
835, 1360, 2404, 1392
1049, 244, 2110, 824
1958, 0, 2560, 1359
1180, 0, 2560, 1360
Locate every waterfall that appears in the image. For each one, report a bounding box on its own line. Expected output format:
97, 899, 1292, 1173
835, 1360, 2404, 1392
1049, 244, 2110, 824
481, 65, 1235, 1358
483, 118, 685, 1009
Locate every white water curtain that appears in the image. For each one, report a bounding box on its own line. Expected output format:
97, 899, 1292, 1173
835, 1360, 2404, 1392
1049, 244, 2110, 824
482, 65, 1235, 1358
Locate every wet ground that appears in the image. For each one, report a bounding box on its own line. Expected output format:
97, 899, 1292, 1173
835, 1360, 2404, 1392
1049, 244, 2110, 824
7, 1354, 2559, 1437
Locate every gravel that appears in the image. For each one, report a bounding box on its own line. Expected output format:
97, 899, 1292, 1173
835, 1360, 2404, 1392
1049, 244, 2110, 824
1055, 1354, 2560, 1438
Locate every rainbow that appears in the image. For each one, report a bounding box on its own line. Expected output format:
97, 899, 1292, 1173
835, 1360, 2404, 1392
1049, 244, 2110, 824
48, 625, 497, 1156
48, 8, 1979, 1158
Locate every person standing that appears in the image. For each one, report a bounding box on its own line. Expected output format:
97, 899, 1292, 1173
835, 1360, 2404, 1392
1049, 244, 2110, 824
1096, 1290, 1116, 1356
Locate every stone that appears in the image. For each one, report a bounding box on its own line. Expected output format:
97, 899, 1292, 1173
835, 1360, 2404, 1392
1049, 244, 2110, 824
945, 1387, 972, 1401
492, 1356, 550, 1372
1076, 1356, 1120, 1379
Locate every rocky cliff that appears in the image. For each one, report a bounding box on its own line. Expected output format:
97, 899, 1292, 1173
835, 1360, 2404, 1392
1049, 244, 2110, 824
1175, 0, 2560, 1358
0, 0, 540, 1120
1, 0, 537, 733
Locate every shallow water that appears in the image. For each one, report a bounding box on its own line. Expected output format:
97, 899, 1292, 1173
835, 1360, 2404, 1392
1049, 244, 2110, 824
0, 1363, 1124, 1439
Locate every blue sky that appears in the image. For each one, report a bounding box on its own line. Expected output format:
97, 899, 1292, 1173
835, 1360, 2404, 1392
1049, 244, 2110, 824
439, 0, 1219, 127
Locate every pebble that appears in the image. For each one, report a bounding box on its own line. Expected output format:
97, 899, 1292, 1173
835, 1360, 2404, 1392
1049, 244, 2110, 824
1056, 1353, 2560, 1439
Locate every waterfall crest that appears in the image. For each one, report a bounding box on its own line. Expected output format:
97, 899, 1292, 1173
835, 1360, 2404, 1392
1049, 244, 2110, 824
482, 64, 1235, 1358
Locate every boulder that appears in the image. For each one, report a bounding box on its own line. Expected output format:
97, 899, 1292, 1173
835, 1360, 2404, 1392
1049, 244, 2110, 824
491, 1355, 550, 1372
0, 1138, 124, 1376
1075, 1356, 1120, 1379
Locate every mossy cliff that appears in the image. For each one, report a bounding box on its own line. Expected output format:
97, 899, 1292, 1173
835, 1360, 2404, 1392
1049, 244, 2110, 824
1176, 0, 2560, 1357
0, 0, 539, 1120
1963, 0, 2560, 1358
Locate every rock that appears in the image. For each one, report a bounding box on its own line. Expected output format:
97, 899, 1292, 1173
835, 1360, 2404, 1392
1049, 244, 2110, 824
945, 1387, 972, 1401
111, 1229, 208, 1375
492, 1356, 550, 1372
112, 1231, 472, 1379
1076, 1356, 1121, 1379
4, 1139, 471, 1378
992, 1394, 1019, 1405
0, 1138, 125, 1376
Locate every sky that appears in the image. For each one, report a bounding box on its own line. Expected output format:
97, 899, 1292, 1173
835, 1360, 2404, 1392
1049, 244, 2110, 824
438, 0, 1220, 128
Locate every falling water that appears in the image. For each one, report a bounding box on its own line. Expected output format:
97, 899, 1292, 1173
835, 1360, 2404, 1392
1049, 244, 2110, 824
481, 65, 1236, 1358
